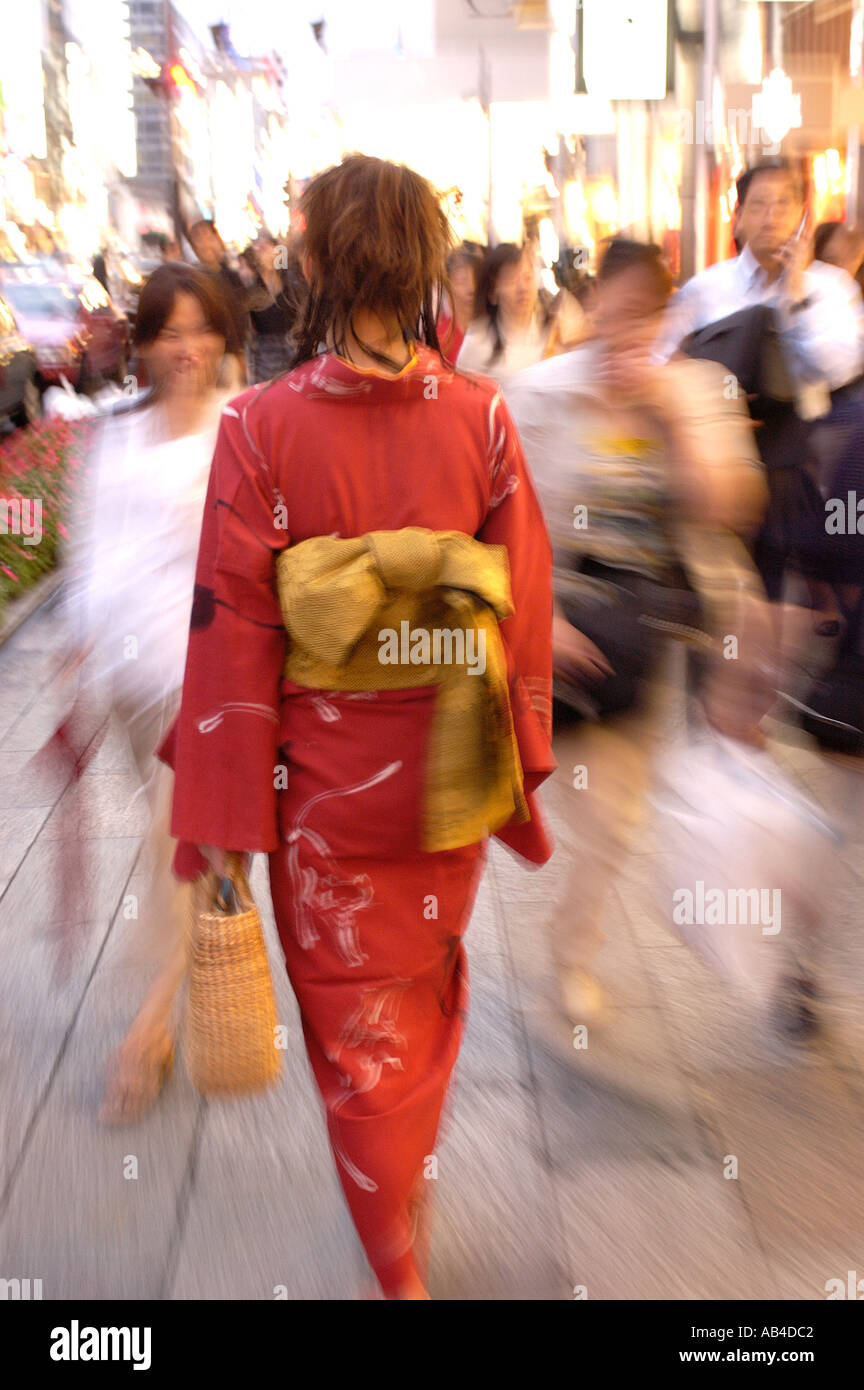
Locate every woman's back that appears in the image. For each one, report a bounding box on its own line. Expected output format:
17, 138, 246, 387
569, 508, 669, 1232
231, 344, 516, 541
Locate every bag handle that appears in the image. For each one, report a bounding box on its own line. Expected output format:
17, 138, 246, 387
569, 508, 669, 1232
213, 851, 252, 914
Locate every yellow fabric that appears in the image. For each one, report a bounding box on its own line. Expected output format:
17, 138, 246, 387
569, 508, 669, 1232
275, 528, 529, 852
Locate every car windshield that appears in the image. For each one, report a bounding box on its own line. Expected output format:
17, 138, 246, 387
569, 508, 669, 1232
1, 282, 79, 320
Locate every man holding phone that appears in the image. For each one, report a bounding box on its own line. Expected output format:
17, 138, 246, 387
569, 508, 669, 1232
660, 159, 863, 392
659, 159, 864, 615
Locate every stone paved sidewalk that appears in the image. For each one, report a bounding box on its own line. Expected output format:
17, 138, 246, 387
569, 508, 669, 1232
1, 594, 862, 1300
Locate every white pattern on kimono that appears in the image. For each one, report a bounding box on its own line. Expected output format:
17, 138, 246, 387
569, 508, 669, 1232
283, 759, 402, 962
291, 358, 374, 398
327, 979, 413, 1191
197, 702, 279, 734
310, 691, 379, 723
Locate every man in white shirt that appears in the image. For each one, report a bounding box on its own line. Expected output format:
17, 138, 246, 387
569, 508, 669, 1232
660, 159, 864, 613
659, 160, 864, 391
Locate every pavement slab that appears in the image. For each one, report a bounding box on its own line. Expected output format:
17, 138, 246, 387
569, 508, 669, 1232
1, 603, 863, 1301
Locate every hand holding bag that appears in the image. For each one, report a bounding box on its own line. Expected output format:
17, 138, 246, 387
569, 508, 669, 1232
183, 852, 283, 1095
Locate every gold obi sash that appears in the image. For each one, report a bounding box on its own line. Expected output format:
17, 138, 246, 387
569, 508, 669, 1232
274, 528, 529, 852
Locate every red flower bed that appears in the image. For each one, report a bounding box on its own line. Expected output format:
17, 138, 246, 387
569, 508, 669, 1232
0, 419, 93, 622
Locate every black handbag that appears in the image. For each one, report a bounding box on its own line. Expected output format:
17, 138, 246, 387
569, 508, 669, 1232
680, 304, 809, 476
680, 303, 797, 405
553, 561, 703, 719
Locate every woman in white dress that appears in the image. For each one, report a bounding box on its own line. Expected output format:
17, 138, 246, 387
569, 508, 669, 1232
456, 242, 584, 392
64, 263, 232, 1121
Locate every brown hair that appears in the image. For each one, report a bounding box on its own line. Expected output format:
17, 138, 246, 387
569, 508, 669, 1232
474, 243, 550, 367
597, 237, 673, 299
292, 153, 456, 371
133, 262, 232, 348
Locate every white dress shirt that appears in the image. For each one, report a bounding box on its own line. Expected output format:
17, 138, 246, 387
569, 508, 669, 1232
658, 243, 864, 399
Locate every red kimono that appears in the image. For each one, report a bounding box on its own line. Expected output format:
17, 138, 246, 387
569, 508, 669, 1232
161, 343, 554, 1295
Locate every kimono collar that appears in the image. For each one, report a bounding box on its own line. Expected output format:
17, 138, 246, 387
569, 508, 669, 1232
333, 346, 419, 378
293, 344, 452, 400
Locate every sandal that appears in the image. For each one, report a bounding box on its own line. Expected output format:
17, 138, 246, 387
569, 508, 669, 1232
99, 1033, 175, 1125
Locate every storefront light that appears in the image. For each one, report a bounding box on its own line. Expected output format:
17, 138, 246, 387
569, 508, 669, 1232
851, 1, 864, 81
2, 221, 29, 259
589, 181, 618, 228
538, 217, 559, 267
752, 69, 801, 147
563, 179, 587, 232
119, 258, 143, 286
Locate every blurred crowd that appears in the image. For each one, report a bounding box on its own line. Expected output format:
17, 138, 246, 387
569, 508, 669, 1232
12, 151, 864, 1300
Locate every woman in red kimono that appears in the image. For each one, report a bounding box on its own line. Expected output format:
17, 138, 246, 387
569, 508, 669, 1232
162, 155, 554, 1300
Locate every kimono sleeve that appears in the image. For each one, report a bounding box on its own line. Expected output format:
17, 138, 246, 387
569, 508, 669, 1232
160, 397, 289, 865
477, 391, 556, 863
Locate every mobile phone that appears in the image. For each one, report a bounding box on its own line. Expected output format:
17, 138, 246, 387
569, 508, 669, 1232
792, 211, 809, 242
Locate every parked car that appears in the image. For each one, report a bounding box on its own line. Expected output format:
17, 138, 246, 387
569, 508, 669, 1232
0, 274, 130, 391
0, 292, 41, 428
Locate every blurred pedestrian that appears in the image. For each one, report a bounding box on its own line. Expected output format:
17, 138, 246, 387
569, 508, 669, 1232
663, 162, 863, 380
509, 237, 770, 1022
808, 220, 864, 520
436, 245, 481, 361
456, 242, 559, 390
245, 231, 303, 382
813, 220, 864, 283
162, 153, 554, 1299
60, 263, 233, 1122
187, 218, 250, 388
659, 159, 864, 633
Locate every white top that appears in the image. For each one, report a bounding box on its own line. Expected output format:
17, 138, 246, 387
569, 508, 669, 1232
456, 312, 552, 393
657, 243, 864, 396
67, 401, 223, 715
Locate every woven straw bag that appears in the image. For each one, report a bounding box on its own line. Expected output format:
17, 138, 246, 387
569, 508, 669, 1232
183, 853, 283, 1096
